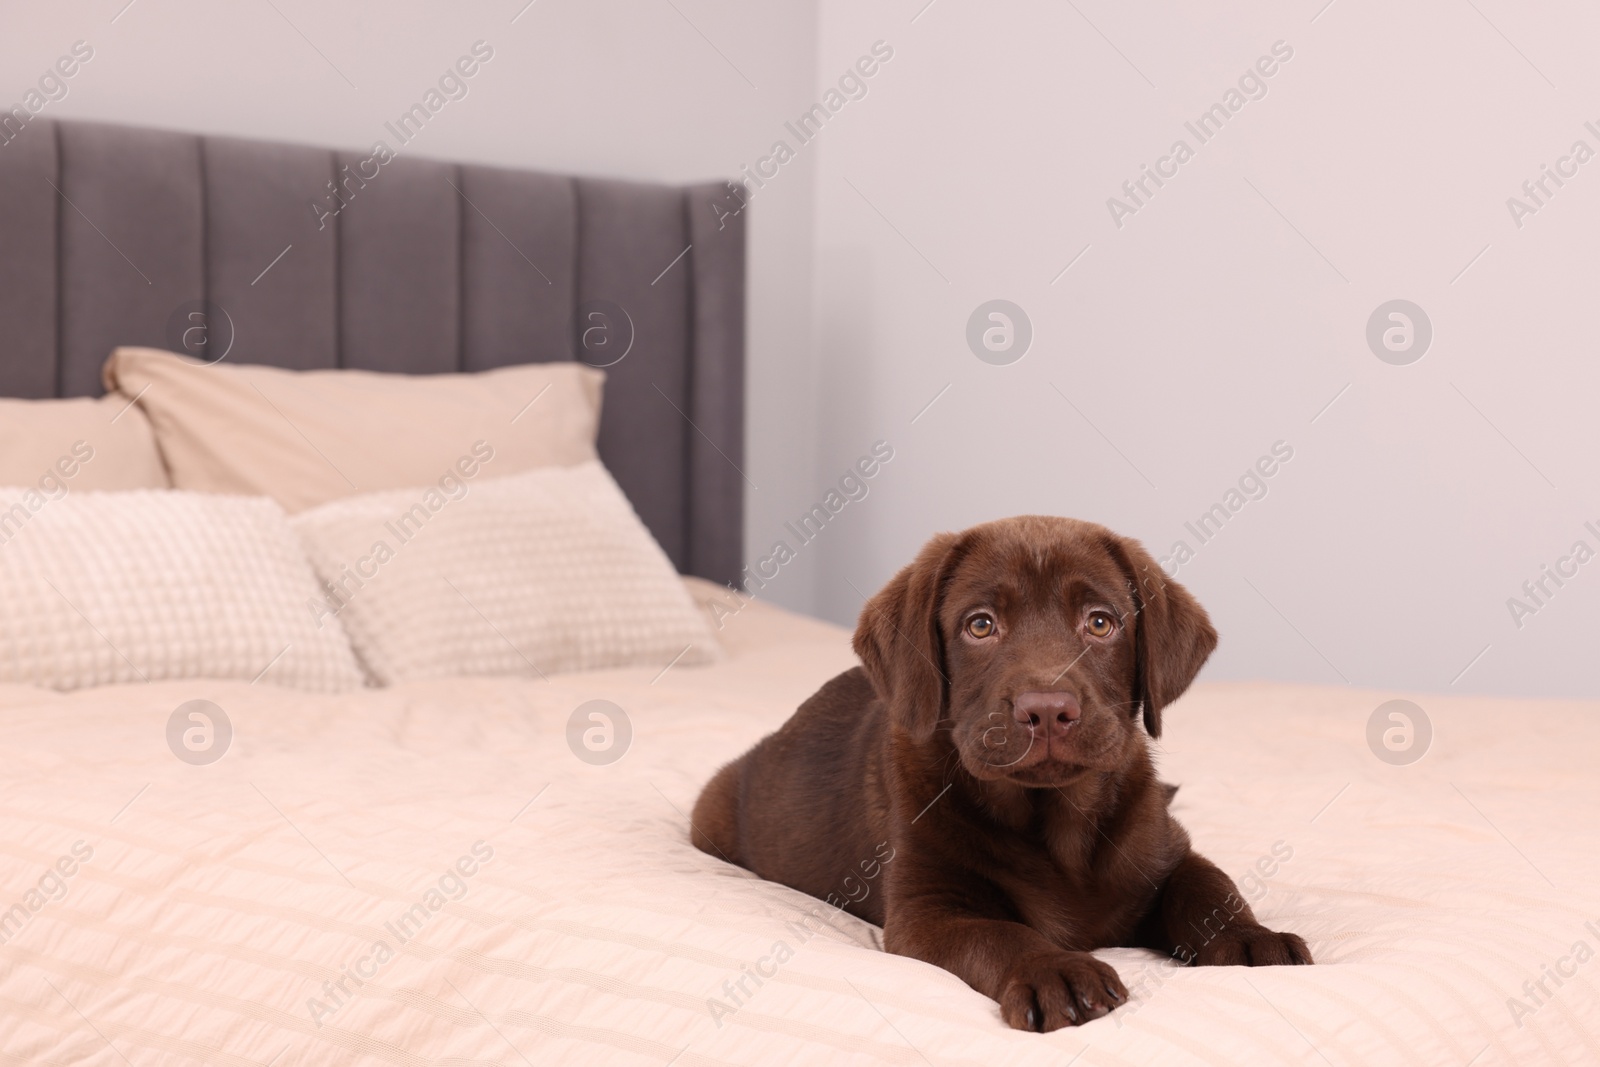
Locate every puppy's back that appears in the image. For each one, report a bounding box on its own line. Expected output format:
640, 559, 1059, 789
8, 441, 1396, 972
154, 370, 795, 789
691, 667, 892, 921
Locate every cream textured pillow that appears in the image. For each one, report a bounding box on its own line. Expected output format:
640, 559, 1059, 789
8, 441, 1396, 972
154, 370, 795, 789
103, 347, 604, 513
0, 487, 364, 692
290, 462, 719, 684
0, 395, 170, 490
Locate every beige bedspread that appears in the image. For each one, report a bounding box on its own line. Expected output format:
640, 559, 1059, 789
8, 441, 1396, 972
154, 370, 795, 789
0, 584, 1595, 1065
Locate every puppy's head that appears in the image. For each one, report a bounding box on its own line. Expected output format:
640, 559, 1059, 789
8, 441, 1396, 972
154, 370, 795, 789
853, 516, 1216, 787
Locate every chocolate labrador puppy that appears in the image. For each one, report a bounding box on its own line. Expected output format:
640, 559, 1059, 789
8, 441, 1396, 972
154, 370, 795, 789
692, 516, 1311, 1031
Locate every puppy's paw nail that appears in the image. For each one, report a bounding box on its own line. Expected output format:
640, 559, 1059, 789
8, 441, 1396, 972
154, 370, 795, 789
1025, 1006, 1040, 1031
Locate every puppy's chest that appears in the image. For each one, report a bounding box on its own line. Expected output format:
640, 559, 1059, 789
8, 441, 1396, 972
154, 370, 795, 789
995, 828, 1160, 948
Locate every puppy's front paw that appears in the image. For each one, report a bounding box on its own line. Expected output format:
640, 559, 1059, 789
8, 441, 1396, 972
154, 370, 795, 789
1191, 925, 1313, 967
998, 951, 1127, 1031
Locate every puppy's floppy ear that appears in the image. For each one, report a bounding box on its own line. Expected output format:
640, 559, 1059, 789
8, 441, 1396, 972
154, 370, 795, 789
852, 532, 962, 743
1108, 536, 1217, 739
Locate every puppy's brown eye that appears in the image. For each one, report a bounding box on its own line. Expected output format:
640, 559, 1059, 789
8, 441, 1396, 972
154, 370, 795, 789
965, 614, 996, 639
1086, 612, 1115, 638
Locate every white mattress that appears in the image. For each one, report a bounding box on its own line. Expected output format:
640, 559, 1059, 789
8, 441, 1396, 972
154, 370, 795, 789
0, 583, 1595, 1066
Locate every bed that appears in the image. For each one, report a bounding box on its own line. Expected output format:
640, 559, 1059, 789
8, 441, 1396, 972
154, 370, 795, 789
1, 121, 1596, 1066
2, 592, 1597, 1065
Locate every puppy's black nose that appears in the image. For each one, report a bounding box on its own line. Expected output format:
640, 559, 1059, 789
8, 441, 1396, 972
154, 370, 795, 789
1012, 691, 1082, 737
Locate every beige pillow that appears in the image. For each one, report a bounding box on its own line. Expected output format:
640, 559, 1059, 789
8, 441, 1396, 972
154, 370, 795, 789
290, 462, 719, 684
104, 347, 604, 513
0, 486, 364, 692
0, 396, 170, 491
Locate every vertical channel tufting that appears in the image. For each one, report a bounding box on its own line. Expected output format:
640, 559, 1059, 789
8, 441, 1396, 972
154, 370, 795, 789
0, 119, 60, 397
198, 130, 209, 345
336, 152, 460, 374
577, 177, 693, 573
53, 124, 62, 397
58, 121, 204, 396
331, 145, 341, 369
685, 181, 747, 586
204, 135, 339, 370
457, 164, 465, 372
458, 165, 577, 369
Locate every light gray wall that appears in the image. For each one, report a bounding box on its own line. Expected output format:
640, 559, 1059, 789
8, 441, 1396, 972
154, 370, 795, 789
805, 0, 1600, 701
0, 0, 822, 616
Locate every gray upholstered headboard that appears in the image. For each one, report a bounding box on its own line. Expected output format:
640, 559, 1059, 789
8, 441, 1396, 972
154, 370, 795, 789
0, 119, 745, 585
